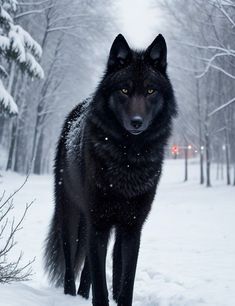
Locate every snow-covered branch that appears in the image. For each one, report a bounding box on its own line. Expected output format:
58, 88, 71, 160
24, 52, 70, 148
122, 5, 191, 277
0, 0, 44, 116
0, 80, 18, 115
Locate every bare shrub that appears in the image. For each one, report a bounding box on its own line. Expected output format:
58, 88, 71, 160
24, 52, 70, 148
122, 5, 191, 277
0, 177, 34, 283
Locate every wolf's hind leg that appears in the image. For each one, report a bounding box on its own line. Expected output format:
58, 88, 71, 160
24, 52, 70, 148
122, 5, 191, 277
62, 204, 79, 296
77, 256, 91, 298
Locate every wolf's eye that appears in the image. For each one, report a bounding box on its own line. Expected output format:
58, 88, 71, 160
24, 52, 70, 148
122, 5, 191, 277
147, 89, 156, 95
121, 88, 129, 95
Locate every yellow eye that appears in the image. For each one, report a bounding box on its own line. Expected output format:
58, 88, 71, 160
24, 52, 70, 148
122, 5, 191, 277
121, 88, 129, 94
147, 89, 155, 94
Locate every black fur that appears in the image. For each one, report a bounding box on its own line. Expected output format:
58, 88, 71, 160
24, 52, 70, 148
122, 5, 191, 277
44, 34, 177, 306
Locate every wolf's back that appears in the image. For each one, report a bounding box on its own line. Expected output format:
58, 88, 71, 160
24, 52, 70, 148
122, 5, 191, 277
44, 99, 91, 286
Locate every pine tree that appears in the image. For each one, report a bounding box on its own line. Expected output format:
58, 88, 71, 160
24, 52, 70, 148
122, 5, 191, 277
0, 0, 44, 115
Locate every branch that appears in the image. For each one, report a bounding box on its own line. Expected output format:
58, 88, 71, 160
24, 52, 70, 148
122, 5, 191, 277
46, 25, 76, 33
0, 201, 34, 257
17, 0, 53, 6
0, 175, 29, 211
48, 14, 90, 27
178, 42, 235, 55
196, 52, 234, 78
0, 177, 35, 283
209, 97, 235, 117
15, 5, 55, 19
216, 0, 235, 27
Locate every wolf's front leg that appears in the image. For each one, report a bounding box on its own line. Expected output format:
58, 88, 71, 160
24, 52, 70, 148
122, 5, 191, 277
117, 227, 141, 306
113, 227, 122, 302
77, 256, 91, 298
88, 225, 110, 306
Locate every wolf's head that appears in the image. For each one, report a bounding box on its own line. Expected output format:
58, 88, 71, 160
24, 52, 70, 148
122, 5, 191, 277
98, 34, 177, 136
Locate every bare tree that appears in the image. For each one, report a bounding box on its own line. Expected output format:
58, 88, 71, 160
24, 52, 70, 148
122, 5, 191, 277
157, 0, 235, 186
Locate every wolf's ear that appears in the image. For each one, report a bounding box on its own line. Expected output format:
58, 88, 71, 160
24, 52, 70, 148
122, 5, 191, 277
107, 34, 131, 70
145, 34, 167, 73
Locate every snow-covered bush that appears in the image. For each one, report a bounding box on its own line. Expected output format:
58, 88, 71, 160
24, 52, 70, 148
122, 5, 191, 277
0, 0, 43, 116
0, 177, 34, 283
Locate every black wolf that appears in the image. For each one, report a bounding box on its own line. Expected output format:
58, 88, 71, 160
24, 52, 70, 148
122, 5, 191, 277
44, 34, 177, 306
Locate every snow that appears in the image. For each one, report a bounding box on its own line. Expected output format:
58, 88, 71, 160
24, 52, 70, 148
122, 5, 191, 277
2, 0, 18, 13
0, 64, 8, 78
0, 6, 13, 23
8, 24, 43, 64
19, 24, 42, 58
8, 25, 26, 61
25, 52, 44, 79
0, 35, 10, 51
1, 14, 43, 79
0, 0, 44, 116
0, 159, 235, 306
0, 79, 18, 114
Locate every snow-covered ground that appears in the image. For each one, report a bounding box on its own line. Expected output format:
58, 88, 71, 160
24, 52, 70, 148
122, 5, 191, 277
0, 159, 235, 306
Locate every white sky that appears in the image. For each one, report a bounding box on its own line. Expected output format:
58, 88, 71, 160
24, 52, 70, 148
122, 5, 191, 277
117, 0, 164, 49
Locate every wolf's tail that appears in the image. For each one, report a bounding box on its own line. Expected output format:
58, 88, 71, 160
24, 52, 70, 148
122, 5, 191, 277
44, 210, 86, 287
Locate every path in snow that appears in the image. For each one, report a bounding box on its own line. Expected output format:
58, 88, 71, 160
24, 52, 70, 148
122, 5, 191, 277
0, 159, 235, 306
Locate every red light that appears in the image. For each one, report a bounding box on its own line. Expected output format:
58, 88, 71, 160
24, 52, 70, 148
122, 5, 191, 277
171, 145, 178, 154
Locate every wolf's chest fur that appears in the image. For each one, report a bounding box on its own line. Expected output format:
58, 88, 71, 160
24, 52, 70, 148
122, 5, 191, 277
91, 136, 163, 198
65, 101, 163, 199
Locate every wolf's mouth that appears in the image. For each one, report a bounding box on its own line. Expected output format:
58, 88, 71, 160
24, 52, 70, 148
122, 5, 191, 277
129, 130, 143, 135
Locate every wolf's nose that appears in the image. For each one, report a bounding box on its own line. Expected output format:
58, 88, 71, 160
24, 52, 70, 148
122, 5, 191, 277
131, 116, 143, 129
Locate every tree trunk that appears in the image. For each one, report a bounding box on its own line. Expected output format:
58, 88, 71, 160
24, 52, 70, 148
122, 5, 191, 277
0, 118, 6, 143
7, 62, 16, 93
33, 131, 44, 174
6, 121, 17, 170
233, 164, 235, 186
216, 161, 219, 180
205, 129, 211, 187
31, 112, 40, 171
195, 77, 204, 184
221, 159, 224, 180
13, 120, 27, 173
225, 129, 231, 185
200, 146, 204, 184
12, 75, 30, 173
184, 145, 188, 182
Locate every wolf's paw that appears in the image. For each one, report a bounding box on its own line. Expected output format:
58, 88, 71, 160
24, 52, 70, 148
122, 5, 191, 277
77, 286, 90, 299
64, 279, 76, 296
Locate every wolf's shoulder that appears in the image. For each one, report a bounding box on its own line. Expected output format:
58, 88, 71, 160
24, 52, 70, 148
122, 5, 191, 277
62, 97, 92, 157
65, 97, 92, 126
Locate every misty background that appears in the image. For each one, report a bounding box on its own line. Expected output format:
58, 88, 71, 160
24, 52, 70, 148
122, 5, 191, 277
0, 0, 234, 187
